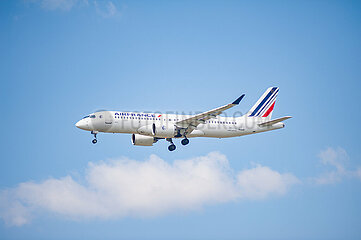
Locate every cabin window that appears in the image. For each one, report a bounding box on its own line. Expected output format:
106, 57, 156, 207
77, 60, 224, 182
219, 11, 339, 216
90, 115, 95, 118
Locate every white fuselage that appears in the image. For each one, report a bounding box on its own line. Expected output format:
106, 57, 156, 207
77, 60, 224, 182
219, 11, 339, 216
76, 111, 285, 138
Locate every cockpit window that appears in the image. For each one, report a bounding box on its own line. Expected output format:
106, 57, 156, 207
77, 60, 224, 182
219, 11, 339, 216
83, 115, 89, 119
90, 115, 96, 118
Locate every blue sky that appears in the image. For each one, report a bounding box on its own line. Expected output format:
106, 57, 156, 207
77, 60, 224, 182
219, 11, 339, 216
1, 0, 361, 239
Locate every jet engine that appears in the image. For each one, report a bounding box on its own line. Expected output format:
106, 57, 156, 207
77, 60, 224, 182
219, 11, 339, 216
137, 123, 177, 138
131, 134, 157, 146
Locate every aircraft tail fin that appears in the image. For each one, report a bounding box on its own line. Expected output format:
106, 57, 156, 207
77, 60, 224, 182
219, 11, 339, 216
247, 87, 279, 120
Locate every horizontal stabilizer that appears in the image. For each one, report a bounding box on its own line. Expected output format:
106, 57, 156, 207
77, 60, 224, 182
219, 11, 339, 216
258, 116, 292, 127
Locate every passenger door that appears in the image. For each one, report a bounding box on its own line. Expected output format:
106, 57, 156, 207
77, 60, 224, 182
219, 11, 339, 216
104, 111, 113, 125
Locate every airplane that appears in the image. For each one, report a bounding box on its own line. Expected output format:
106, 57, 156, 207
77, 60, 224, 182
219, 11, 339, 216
75, 87, 291, 151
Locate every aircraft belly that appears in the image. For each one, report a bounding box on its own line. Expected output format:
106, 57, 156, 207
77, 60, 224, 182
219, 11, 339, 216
201, 127, 241, 138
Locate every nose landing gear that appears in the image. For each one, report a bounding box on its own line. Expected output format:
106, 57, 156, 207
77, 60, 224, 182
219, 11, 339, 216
91, 131, 98, 144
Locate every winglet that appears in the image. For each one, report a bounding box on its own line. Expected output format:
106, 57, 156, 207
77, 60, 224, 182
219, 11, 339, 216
232, 94, 245, 105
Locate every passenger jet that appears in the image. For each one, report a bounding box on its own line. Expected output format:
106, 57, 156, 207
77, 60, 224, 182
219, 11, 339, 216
75, 87, 291, 151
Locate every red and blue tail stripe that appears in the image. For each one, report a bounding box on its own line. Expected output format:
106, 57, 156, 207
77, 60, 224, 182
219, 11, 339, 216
256, 88, 279, 116
249, 87, 279, 117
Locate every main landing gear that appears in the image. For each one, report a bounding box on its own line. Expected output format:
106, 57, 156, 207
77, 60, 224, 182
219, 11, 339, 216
166, 137, 190, 151
168, 144, 176, 151
181, 138, 189, 145
166, 138, 176, 151
91, 131, 98, 144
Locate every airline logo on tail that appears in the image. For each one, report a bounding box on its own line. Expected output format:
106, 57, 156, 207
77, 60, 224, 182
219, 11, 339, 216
248, 87, 279, 117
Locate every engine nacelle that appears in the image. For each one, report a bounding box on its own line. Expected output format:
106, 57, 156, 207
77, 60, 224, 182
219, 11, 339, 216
153, 124, 176, 138
131, 134, 156, 146
137, 123, 176, 138
137, 124, 156, 136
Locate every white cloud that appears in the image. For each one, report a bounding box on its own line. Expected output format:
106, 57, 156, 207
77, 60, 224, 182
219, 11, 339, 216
237, 165, 300, 199
319, 147, 347, 173
313, 147, 361, 185
28, 0, 121, 17
0, 152, 299, 226
30, 0, 81, 11
94, 1, 119, 18
106, 2, 117, 16
356, 167, 361, 181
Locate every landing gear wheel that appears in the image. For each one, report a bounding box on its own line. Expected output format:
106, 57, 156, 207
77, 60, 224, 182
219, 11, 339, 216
91, 131, 98, 145
168, 144, 176, 151
181, 138, 189, 145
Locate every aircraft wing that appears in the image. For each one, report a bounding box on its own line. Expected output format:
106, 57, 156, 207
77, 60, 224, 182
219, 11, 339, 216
175, 94, 245, 135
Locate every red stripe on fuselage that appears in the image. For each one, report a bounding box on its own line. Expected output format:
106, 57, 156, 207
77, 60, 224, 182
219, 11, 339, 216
262, 101, 275, 117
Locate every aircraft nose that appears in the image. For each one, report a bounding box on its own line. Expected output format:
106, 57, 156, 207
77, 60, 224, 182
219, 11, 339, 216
75, 119, 88, 130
